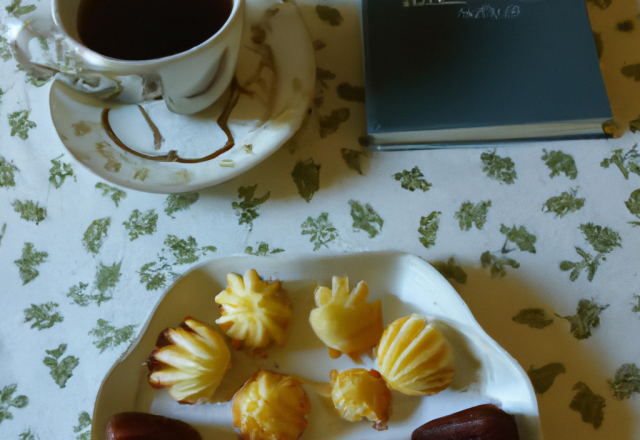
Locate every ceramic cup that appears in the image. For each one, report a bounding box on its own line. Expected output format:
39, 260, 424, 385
47, 0, 244, 114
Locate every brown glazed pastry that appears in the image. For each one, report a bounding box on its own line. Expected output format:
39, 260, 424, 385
411, 404, 520, 440
105, 412, 202, 440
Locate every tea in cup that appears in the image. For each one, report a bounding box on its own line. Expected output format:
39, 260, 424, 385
39, 0, 245, 114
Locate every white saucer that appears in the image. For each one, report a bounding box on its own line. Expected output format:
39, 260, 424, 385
49, 0, 315, 193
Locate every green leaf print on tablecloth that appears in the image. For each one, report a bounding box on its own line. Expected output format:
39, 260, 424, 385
570, 382, 606, 429
166, 235, 216, 265
5, 0, 36, 17
481, 151, 517, 184
479, 224, 535, 277
0, 384, 28, 425
43, 344, 78, 388
95, 183, 127, 207
0, 223, 6, 247
586, 0, 611, 10
632, 295, 640, 315
560, 223, 621, 281
512, 308, 554, 329
455, 200, 491, 230
431, 257, 467, 284
630, 115, 640, 133
601, 145, 640, 179
23, 302, 63, 330
66, 282, 90, 306
19, 430, 36, 440
165, 192, 199, 217
291, 159, 321, 202
74, 412, 91, 440
19, 66, 52, 88
314, 67, 335, 108
14, 242, 48, 285
138, 260, 173, 291
232, 185, 270, 230
0, 36, 12, 61
245, 242, 284, 256
8, 111, 36, 140
12, 200, 46, 224
82, 217, 111, 254
528, 363, 566, 394
542, 188, 585, 217
480, 251, 520, 278
89, 319, 136, 353
0, 158, 18, 187
581, 223, 622, 253
301, 212, 338, 251
541, 149, 578, 179
319, 108, 350, 138
625, 189, 640, 226
337, 83, 365, 103
123, 209, 158, 240
608, 363, 640, 400
558, 299, 609, 340
418, 211, 441, 249
138, 236, 215, 290
393, 166, 432, 192
500, 224, 537, 253
49, 155, 76, 188
315, 5, 343, 26
349, 200, 383, 238
341, 148, 365, 175
622, 64, 640, 81
67, 262, 122, 305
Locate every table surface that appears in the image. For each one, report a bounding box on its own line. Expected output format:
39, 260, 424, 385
1, 0, 640, 439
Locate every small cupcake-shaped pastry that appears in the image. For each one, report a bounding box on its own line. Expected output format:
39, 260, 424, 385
330, 368, 392, 431
375, 314, 454, 396
232, 370, 311, 440
215, 269, 293, 350
147, 317, 231, 404
309, 276, 383, 360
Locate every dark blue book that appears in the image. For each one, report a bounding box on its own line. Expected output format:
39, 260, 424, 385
361, 0, 612, 148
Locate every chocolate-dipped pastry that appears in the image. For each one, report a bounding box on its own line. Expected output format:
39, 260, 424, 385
105, 412, 202, 440
411, 404, 519, 440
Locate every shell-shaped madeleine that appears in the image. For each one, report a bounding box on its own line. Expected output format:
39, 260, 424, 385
215, 269, 293, 349
309, 276, 383, 359
147, 317, 231, 404
330, 368, 392, 431
232, 370, 311, 440
375, 314, 454, 396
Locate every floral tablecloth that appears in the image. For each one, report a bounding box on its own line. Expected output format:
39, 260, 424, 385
1, 0, 640, 439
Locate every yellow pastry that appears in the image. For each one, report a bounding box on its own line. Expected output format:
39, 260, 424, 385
215, 269, 293, 350
375, 314, 454, 396
147, 317, 231, 404
232, 370, 310, 440
309, 276, 383, 360
330, 368, 392, 430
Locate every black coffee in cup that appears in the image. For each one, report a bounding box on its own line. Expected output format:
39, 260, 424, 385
77, 0, 232, 61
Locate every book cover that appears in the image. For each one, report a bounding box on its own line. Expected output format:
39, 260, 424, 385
361, 0, 613, 147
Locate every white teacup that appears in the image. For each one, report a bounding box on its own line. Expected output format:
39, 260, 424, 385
11, 0, 244, 115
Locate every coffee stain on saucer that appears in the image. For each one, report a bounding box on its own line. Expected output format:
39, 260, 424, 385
72, 120, 92, 136
101, 78, 242, 163
137, 106, 163, 150
94, 141, 122, 172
